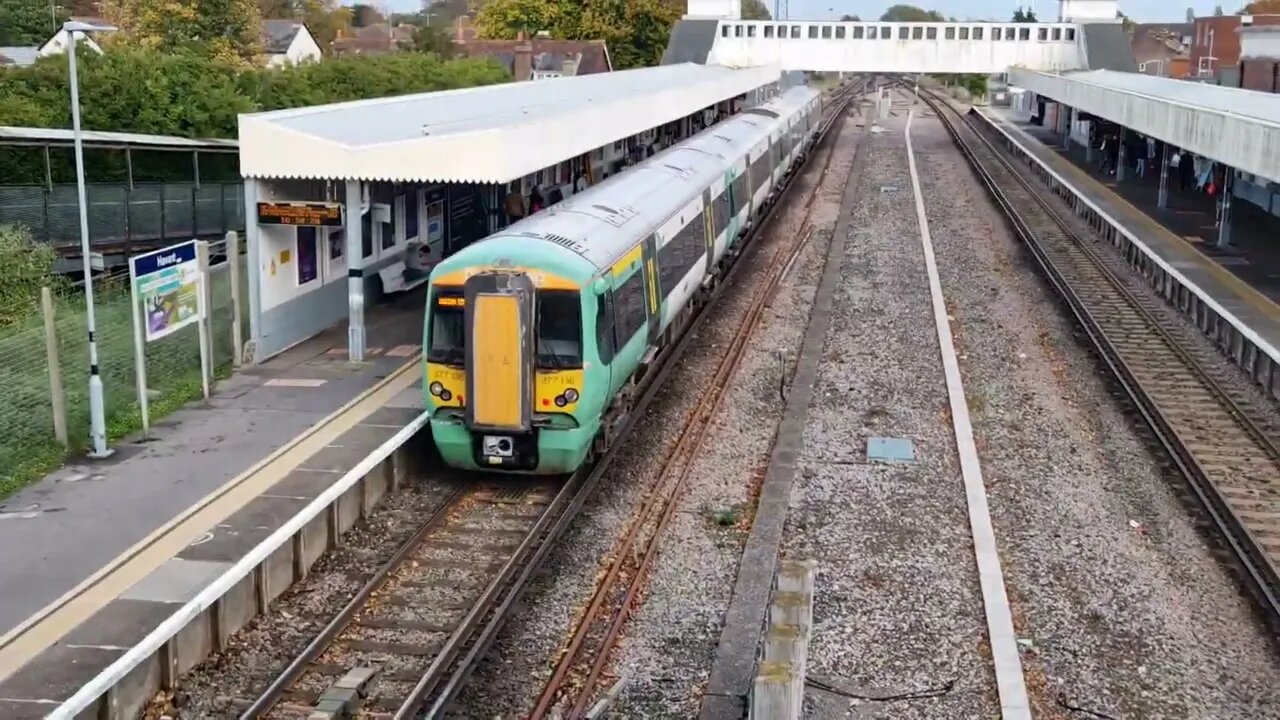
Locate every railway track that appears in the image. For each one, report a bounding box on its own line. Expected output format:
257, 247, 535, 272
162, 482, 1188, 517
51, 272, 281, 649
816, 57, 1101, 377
914, 86, 1280, 626
238, 79, 869, 720
529, 82, 862, 720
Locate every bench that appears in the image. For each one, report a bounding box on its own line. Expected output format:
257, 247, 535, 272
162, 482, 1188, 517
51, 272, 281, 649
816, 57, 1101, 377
377, 260, 430, 295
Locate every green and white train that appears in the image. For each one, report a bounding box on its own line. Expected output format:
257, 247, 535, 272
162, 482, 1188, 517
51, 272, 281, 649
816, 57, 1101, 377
424, 85, 824, 474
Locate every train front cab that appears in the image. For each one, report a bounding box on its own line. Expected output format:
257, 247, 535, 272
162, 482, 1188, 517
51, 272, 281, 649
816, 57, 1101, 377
424, 268, 602, 475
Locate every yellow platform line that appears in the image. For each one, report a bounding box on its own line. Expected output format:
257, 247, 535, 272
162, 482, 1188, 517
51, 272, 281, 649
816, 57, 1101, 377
0, 356, 422, 682
981, 108, 1280, 325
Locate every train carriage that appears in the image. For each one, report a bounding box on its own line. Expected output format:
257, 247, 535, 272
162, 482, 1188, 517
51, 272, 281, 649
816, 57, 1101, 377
423, 85, 823, 474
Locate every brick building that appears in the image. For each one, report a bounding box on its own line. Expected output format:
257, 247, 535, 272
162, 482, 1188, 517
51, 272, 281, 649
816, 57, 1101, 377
1189, 14, 1280, 77
1238, 25, 1280, 93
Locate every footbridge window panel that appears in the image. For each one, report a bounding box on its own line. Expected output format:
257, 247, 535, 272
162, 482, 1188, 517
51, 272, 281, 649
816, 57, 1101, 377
835, 26, 845, 39
765, 24, 774, 38
973, 27, 984, 40
853, 26, 864, 39
1066, 28, 1075, 41
808, 25, 819, 39
1038, 27, 1048, 41
945, 26, 956, 40
1020, 27, 1031, 41
791, 25, 801, 39
1053, 27, 1062, 41
959, 27, 969, 40
926, 26, 937, 40
880, 26, 891, 39
821, 25, 832, 39
747, 24, 756, 37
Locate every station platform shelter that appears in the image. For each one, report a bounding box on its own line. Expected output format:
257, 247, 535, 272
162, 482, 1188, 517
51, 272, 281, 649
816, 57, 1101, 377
238, 62, 782, 364
1009, 69, 1280, 259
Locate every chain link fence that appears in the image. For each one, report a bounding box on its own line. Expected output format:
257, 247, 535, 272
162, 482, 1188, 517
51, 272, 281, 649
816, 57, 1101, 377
0, 235, 248, 493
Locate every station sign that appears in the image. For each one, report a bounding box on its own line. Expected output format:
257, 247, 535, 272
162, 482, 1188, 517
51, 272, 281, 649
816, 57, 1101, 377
257, 202, 344, 227
131, 240, 203, 342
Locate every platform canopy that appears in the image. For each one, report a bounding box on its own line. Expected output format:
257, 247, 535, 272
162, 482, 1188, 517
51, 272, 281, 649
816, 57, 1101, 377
0, 125, 238, 152
1009, 68, 1280, 184
237, 62, 781, 185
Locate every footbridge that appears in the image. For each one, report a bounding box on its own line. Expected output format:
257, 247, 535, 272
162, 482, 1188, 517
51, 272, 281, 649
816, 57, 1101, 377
665, 0, 1137, 75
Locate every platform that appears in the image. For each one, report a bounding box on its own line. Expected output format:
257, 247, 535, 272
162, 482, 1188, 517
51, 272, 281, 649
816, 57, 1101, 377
979, 107, 1280, 356
0, 288, 430, 715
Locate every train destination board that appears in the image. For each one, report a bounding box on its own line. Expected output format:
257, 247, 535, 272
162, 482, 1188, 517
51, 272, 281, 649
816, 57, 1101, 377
257, 202, 344, 227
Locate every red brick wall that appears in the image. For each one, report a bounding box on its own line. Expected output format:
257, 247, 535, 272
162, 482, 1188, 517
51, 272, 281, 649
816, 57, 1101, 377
1191, 15, 1280, 75
1241, 58, 1280, 91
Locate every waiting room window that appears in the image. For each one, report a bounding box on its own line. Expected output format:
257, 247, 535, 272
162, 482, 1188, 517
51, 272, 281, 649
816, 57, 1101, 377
945, 26, 956, 40
959, 26, 970, 40
973, 27, 984, 40
926, 26, 937, 40
835, 26, 846, 39
853, 25, 864, 39
809, 25, 819, 39
822, 25, 832, 39
764, 24, 774, 38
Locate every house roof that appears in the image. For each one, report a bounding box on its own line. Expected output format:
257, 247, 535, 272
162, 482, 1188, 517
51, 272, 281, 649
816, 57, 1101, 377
262, 19, 305, 54
0, 47, 39, 67
459, 39, 612, 76
331, 24, 415, 55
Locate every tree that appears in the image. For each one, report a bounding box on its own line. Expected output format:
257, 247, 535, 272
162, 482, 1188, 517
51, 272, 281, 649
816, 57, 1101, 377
839, 14, 861, 21
101, 0, 265, 65
880, 5, 945, 22
412, 24, 457, 57
349, 3, 384, 27
0, 226, 60, 325
1012, 7, 1037, 22
741, 0, 771, 20
1214, 5, 1224, 15
471, 0, 562, 38
0, 0, 68, 46
1240, 0, 1280, 12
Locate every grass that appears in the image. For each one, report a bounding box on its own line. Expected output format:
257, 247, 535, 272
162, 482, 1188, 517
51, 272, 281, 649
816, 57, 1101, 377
0, 260, 246, 502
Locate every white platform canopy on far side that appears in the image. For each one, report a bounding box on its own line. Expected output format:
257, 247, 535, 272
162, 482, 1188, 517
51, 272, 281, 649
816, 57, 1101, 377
238, 62, 783, 185
1010, 68, 1280, 184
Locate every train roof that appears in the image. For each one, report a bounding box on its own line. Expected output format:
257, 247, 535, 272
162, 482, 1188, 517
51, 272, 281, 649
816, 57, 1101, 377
474, 85, 822, 273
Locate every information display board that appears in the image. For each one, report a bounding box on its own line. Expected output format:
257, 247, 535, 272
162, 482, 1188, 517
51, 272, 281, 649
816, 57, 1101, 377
257, 202, 344, 227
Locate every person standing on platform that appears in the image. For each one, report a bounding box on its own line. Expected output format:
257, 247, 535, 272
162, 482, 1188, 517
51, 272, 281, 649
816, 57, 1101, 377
1133, 136, 1148, 179
504, 183, 526, 227
528, 186, 545, 215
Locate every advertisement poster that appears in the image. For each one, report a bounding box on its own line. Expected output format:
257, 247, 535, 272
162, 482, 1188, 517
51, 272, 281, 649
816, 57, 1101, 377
297, 226, 318, 285
131, 240, 203, 342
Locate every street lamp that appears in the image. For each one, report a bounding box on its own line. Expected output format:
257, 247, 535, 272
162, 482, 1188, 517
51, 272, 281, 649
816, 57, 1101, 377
64, 19, 117, 459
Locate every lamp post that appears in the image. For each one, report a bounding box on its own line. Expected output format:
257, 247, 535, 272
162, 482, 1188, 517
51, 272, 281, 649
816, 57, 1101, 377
64, 19, 117, 459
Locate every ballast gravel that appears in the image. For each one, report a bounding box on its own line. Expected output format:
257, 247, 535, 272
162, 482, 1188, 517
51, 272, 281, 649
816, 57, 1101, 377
781, 101, 1000, 720
457, 102, 869, 718
157, 478, 459, 719
912, 106, 1280, 718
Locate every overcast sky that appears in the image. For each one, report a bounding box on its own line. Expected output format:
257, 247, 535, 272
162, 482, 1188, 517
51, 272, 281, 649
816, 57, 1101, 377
356, 0, 1232, 24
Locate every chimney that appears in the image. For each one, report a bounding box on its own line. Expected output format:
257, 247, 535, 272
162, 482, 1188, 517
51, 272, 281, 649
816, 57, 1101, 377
514, 31, 533, 81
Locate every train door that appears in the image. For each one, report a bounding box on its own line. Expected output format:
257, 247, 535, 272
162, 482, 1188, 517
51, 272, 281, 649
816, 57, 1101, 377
702, 190, 715, 275
641, 234, 661, 346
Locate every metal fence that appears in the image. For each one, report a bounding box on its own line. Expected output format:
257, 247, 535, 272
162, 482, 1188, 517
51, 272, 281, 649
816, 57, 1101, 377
0, 182, 246, 249
0, 234, 248, 492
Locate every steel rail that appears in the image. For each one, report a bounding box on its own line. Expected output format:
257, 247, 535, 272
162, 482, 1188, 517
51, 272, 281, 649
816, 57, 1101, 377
916, 85, 1280, 626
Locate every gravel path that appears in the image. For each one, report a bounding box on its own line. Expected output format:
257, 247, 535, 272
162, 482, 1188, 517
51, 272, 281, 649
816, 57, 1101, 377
783, 100, 1000, 720
455, 102, 868, 719
157, 477, 459, 719
912, 103, 1280, 720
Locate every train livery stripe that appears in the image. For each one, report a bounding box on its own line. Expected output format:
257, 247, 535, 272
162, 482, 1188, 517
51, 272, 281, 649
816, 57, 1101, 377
612, 244, 643, 278
433, 267, 579, 291
646, 259, 659, 314
470, 294, 524, 428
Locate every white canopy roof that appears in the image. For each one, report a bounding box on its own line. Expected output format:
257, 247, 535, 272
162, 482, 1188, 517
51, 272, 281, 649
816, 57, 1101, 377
237, 62, 781, 184
1010, 68, 1280, 184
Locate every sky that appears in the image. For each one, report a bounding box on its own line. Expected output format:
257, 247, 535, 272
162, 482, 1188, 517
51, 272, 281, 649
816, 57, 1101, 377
352, 0, 1236, 24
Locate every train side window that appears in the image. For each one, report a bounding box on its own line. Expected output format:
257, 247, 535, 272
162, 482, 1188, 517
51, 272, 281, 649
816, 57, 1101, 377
658, 219, 704, 298
731, 171, 750, 213
595, 290, 616, 365
613, 269, 647, 346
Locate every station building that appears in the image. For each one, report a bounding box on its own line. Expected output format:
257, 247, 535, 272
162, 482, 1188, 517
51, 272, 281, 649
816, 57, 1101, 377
238, 62, 781, 363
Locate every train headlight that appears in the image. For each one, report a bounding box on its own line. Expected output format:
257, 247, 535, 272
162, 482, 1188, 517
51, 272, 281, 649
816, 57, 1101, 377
563, 388, 579, 404
554, 395, 567, 408
440, 389, 452, 402
429, 381, 444, 397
